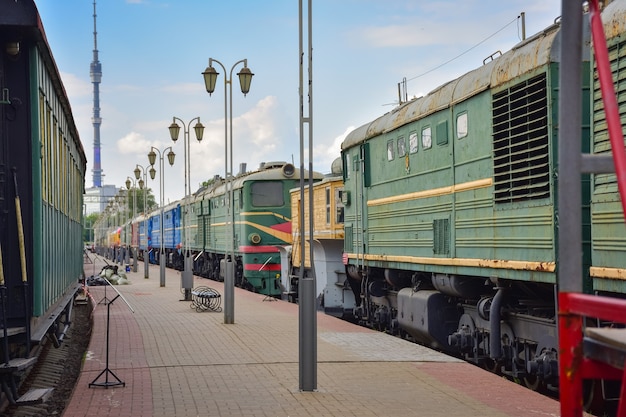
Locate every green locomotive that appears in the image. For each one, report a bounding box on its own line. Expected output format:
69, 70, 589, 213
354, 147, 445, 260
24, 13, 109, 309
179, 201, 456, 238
340, 15, 591, 388
192, 162, 323, 296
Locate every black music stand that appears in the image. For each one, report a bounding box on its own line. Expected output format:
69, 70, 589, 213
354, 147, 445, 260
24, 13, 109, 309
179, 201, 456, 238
89, 279, 134, 389
97, 263, 115, 305
261, 257, 277, 302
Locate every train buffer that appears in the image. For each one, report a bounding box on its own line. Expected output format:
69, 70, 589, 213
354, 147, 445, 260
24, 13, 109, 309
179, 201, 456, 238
190, 286, 222, 313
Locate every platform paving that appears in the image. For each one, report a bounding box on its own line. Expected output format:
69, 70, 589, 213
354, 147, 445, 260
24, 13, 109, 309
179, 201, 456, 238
65, 254, 567, 417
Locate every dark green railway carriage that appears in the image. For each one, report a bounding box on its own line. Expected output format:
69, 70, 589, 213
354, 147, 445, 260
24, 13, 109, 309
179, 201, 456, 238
0, 1, 87, 329
341, 20, 591, 384
0, 0, 87, 402
193, 162, 323, 296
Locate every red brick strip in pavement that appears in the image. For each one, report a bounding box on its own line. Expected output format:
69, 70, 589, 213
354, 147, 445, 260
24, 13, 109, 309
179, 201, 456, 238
63, 284, 152, 417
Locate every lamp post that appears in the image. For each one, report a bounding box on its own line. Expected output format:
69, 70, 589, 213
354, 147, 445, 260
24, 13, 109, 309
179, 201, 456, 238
148, 146, 175, 287
126, 177, 138, 272
169, 116, 204, 301
135, 164, 150, 279
202, 57, 254, 324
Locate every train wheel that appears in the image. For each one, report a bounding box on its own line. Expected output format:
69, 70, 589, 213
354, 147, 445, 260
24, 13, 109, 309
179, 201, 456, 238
482, 358, 500, 373
523, 375, 541, 391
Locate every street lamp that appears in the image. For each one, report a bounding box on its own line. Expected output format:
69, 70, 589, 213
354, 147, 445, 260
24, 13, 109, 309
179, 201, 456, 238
148, 146, 175, 287
135, 164, 150, 279
202, 57, 254, 324
126, 177, 138, 272
169, 116, 204, 301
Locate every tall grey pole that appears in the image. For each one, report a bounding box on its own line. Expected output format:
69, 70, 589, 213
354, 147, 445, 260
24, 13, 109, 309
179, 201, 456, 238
206, 58, 249, 325
298, 0, 316, 392
130, 179, 138, 273
148, 146, 174, 287
136, 164, 149, 279
557, 0, 583, 293
159, 151, 166, 287
210, 58, 236, 324
170, 116, 203, 301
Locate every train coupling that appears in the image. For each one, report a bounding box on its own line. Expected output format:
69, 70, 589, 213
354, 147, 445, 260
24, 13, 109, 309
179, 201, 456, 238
527, 350, 558, 381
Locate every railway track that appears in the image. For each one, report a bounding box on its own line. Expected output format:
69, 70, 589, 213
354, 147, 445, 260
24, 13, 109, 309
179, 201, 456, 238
0, 300, 92, 417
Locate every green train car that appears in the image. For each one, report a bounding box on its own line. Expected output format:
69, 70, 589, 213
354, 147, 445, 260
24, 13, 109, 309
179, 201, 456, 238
590, 0, 626, 294
0, 0, 87, 404
193, 162, 323, 296
340, 15, 591, 389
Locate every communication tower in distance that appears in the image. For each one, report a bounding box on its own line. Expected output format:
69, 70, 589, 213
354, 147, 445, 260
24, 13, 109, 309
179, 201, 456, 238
90, 0, 103, 187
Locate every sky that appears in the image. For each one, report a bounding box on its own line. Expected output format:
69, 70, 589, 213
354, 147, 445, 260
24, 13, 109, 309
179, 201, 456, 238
33, 0, 562, 206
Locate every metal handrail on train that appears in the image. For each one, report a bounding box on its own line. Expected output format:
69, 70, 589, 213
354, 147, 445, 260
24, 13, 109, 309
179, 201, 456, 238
558, 1, 626, 416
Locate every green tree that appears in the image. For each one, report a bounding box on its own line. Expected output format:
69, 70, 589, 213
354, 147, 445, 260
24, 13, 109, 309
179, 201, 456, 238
83, 212, 99, 243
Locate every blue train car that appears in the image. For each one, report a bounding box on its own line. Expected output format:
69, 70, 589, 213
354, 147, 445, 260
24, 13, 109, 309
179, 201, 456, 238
149, 211, 161, 264
162, 202, 182, 268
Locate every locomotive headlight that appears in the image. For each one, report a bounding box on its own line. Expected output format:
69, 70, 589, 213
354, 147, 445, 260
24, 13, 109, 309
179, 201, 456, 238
249, 233, 261, 244
281, 163, 295, 178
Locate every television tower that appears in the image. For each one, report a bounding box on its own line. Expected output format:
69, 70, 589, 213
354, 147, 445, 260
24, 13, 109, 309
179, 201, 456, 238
90, 0, 103, 187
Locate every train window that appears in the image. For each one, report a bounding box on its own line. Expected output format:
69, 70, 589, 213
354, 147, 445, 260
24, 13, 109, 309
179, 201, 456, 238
456, 113, 468, 139
422, 127, 432, 149
251, 181, 284, 207
436, 120, 448, 145
397, 136, 406, 157
335, 188, 345, 224
387, 140, 394, 161
409, 132, 418, 154
326, 187, 331, 224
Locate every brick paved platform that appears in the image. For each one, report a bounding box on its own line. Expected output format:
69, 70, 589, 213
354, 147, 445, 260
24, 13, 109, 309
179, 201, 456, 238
65, 254, 569, 417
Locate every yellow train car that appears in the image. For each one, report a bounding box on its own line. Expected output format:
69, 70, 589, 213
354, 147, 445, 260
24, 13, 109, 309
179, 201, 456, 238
108, 227, 121, 247
287, 159, 355, 317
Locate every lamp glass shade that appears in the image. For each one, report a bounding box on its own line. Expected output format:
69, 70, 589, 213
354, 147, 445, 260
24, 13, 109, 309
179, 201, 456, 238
149, 167, 156, 180
134, 167, 141, 180
194, 122, 205, 141
148, 150, 156, 166
237, 67, 254, 96
139, 178, 145, 189
169, 122, 181, 141
167, 150, 176, 166
126, 179, 131, 190
202, 66, 219, 94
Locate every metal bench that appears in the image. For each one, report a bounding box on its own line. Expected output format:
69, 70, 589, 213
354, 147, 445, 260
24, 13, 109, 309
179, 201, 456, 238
190, 286, 222, 312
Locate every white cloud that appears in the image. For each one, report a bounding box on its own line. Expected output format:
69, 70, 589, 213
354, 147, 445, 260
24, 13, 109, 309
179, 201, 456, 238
59, 72, 92, 99
116, 132, 153, 154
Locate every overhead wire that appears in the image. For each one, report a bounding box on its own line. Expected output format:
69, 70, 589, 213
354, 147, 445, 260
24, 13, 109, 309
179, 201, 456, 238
405, 15, 521, 84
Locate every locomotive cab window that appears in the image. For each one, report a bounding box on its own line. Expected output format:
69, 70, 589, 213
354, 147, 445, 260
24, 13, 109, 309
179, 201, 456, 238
456, 113, 468, 139
251, 181, 284, 207
422, 127, 432, 149
409, 132, 418, 154
397, 136, 406, 157
387, 139, 394, 161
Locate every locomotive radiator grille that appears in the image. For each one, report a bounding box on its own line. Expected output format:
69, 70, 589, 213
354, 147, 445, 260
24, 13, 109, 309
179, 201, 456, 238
492, 73, 550, 204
